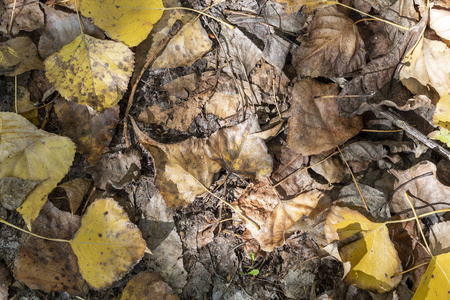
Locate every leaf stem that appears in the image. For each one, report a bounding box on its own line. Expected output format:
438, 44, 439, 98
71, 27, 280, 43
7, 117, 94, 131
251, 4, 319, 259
0, 217, 70, 243
404, 192, 433, 256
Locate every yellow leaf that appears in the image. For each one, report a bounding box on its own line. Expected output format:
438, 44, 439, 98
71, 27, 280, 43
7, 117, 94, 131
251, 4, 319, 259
1, 36, 44, 76
44, 34, 134, 112
0, 45, 20, 75
412, 253, 450, 299
67, 0, 164, 47
324, 206, 402, 293
69, 198, 147, 290
434, 92, 450, 130
0, 113, 75, 229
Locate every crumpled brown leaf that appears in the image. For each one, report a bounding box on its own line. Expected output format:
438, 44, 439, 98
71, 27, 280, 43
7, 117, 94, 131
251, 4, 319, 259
53, 178, 91, 214
233, 181, 323, 252
0, 0, 44, 35
14, 201, 87, 296
120, 271, 179, 300
54, 98, 120, 165
287, 78, 363, 156
292, 6, 366, 77
390, 161, 450, 215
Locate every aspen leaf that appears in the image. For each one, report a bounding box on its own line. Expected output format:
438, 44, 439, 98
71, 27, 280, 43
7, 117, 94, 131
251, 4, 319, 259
0, 45, 20, 75
412, 253, 450, 300
70, 198, 147, 290
54, 178, 92, 215
0, 0, 44, 35
325, 206, 402, 293
0, 36, 44, 76
430, 8, 450, 41
66, 0, 164, 47
44, 34, 134, 112
0, 113, 76, 229
433, 92, 450, 130
429, 127, 450, 147
121, 271, 179, 300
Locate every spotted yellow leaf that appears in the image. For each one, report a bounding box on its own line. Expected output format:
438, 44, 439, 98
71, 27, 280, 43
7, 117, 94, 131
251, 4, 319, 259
44, 34, 134, 112
67, 0, 164, 47
325, 206, 402, 293
412, 253, 450, 299
0, 112, 75, 229
69, 198, 147, 290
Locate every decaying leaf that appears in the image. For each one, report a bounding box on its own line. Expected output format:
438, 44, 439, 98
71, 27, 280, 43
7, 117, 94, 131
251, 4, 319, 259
0, 44, 20, 75
233, 181, 323, 251
0, 177, 41, 210
429, 127, 450, 147
70, 198, 147, 290
86, 148, 141, 190
292, 6, 366, 77
325, 206, 402, 293
0, 113, 76, 229
1, 37, 44, 76
39, 5, 105, 59
54, 98, 120, 165
433, 92, 450, 130
206, 115, 273, 181
54, 178, 92, 215
400, 37, 450, 97
44, 34, 134, 112
0, 0, 44, 35
430, 8, 450, 41
14, 201, 87, 296
120, 271, 179, 300
13, 85, 38, 125
390, 161, 450, 215
287, 78, 363, 155
66, 0, 164, 47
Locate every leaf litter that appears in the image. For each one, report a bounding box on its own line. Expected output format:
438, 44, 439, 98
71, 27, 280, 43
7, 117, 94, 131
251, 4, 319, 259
1, 0, 450, 299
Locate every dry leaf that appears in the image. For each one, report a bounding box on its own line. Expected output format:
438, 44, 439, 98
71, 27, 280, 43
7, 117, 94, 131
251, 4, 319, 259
0, 0, 44, 35
206, 114, 273, 181
0, 177, 41, 210
0, 113, 76, 229
54, 178, 91, 214
433, 92, 450, 130
292, 6, 366, 77
44, 34, 134, 112
429, 127, 450, 147
70, 198, 147, 290
430, 221, 450, 256
13, 86, 38, 125
0, 44, 20, 75
287, 78, 363, 155
14, 201, 87, 296
1, 37, 44, 76
39, 6, 105, 59
86, 148, 141, 190
66, 0, 164, 47
54, 98, 120, 165
120, 271, 179, 300
412, 253, 450, 300
325, 206, 402, 293
400, 37, 450, 97
390, 161, 450, 215
430, 8, 450, 41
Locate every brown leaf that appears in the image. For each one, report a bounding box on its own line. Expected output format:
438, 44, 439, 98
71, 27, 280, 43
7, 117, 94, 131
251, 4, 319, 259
390, 161, 450, 215
0, 0, 44, 35
287, 78, 363, 156
430, 221, 450, 256
86, 148, 141, 190
120, 271, 179, 300
39, 6, 105, 59
1, 37, 43, 76
233, 181, 323, 251
0, 260, 12, 299
292, 6, 366, 77
206, 114, 273, 181
14, 201, 87, 296
54, 98, 120, 165
0, 177, 41, 210
54, 178, 91, 214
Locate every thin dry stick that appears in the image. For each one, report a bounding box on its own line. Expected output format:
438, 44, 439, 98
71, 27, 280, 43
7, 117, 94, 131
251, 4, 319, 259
337, 145, 369, 211
404, 192, 432, 256
361, 129, 404, 133
123, 20, 183, 147
273, 151, 339, 188
7, 0, 17, 35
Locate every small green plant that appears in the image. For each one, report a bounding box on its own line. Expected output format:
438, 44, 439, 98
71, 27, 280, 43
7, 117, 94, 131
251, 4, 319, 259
240, 251, 259, 276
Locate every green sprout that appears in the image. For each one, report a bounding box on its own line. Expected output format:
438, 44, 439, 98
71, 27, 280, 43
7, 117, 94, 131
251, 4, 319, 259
240, 251, 259, 276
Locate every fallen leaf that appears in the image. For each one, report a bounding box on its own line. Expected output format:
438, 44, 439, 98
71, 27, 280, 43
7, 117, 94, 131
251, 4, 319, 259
13, 85, 38, 125
44, 34, 134, 112
70, 198, 147, 290
0, 112, 76, 229
430, 221, 450, 256
39, 5, 105, 59
1, 37, 44, 76
206, 114, 273, 181
390, 161, 450, 215
14, 201, 87, 296
310, 154, 346, 184
54, 98, 120, 165
0, 44, 20, 75
0, 177, 41, 210
273, 0, 333, 14
132, 119, 221, 209
324, 206, 402, 293
292, 6, 366, 77
233, 181, 324, 251
412, 253, 450, 300
287, 78, 363, 155
66, 0, 164, 47
85, 148, 141, 190
0, 0, 44, 35
120, 271, 179, 300
429, 127, 450, 147
400, 37, 450, 97
430, 8, 450, 41
54, 178, 91, 215
433, 92, 450, 130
